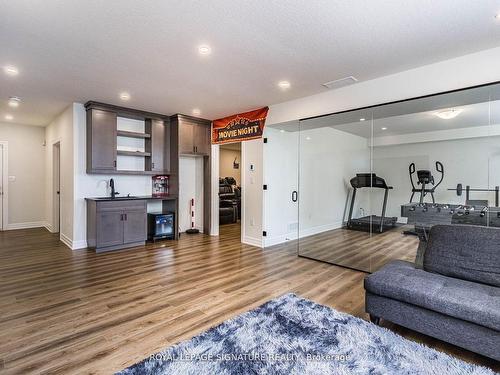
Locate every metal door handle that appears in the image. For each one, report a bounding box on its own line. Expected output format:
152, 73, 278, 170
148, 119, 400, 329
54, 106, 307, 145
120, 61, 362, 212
292, 191, 298, 202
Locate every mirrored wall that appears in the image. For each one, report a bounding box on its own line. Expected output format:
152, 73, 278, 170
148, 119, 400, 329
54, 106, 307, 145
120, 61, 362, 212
265, 82, 500, 273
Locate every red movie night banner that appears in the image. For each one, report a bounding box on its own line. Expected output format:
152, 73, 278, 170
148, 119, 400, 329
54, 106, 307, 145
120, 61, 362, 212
212, 107, 269, 144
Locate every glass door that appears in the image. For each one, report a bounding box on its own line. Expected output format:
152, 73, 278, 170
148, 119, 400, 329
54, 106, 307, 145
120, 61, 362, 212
263, 123, 299, 251
297, 110, 377, 271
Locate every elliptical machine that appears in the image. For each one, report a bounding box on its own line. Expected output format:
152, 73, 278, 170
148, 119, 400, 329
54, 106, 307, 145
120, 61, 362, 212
409, 161, 444, 204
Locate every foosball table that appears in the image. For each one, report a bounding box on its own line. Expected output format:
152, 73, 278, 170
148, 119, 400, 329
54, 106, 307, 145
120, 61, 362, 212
401, 203, 500, 267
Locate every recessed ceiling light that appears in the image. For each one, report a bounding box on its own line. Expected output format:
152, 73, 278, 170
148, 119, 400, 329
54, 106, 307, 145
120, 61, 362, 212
5, 114, 13, 121
305, 136, 311, 140
198, 45, 211, 55
278, 81, 291, 90
3, 65, 19, 76
434, 108, 463, 120
280, 129, 285, 133
192, 108, 201, 116
381, 127, 387, 130
495, 13, 500, 19
8, 96, 21, 108
359, 118, 366, 122
119, 92, 130, 101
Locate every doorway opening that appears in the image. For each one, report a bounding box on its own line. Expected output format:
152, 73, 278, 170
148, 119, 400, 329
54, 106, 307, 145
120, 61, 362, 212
52, 142, 61, 233
0, 142, 7, 231
218, 142, 242, 239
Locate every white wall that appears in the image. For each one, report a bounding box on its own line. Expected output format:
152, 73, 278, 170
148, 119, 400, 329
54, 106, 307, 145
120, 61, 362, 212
45, 106, 74, 246
263, 126, 370, 247
178, 156, 204, 232
219, 148, 241, 185
267, 46, 500, 126
373, 134, 500, 219
241, 139, 263, 247
0, 123, 45, 229
299, 127, 370, 237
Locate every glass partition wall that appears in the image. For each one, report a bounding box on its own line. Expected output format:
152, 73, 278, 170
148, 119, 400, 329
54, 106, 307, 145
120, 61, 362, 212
295, 82, 500, 273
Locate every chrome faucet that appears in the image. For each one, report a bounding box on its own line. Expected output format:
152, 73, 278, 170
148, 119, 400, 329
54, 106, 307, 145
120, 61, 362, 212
110, 178, 120, 199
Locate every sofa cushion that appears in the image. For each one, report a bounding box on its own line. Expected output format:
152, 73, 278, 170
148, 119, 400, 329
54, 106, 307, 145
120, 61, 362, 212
424, 224, 500, 287
364, 260, 500, 331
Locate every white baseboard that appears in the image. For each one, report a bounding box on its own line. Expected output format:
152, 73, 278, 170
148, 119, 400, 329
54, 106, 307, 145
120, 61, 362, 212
263, 221, 343, 248
59, 232, 72, 249
6, 221, 46, 230
299, 221, 343, 238
242, 235, 263, 248
71, 240, 88, 250
44, 222, 54, 232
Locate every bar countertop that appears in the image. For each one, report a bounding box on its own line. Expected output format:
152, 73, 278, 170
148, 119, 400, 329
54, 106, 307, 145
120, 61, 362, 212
85, 195, 177, 202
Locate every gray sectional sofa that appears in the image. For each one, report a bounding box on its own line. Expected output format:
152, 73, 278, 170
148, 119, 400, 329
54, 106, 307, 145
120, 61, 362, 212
364, 224, 500, 361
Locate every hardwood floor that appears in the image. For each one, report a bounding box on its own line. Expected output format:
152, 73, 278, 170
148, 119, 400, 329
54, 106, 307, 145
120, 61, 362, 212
298, 225, 419, 273
0, 225, 498, 374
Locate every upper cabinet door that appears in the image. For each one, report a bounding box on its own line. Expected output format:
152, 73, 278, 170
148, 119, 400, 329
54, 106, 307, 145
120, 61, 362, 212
87, 109, 117, 172
178, 122, 194, 154
193, 123, 210, 155
149, 119, 167, 172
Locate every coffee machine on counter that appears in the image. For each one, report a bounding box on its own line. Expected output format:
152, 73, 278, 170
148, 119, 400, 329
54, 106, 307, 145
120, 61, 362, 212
152, 175, 169, 197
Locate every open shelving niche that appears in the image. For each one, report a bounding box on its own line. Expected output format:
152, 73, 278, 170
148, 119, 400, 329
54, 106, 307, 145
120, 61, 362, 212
116, 117, 152, 173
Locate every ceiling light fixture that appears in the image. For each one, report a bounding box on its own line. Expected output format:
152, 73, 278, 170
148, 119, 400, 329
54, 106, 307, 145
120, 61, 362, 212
5, 114, 13, 121
381, 127, 387, 130
119, 92, 130, 101
3, 65, 19, 76
198, 45, 211, 55
359, 118, 366, 122
495, 13, 500, 19
434, 108, 463, 120
278, 81, 291, 90
8, 96, 21, 107
305, 136, 311, 140
280, 129, 285, 133
192, 108, 201, 116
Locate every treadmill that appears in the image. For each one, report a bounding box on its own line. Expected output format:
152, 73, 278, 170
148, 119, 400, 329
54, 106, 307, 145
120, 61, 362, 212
346, 173, 397, 233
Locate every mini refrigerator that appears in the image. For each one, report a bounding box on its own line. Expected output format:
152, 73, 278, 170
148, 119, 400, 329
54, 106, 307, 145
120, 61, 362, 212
148, 212, 175, 241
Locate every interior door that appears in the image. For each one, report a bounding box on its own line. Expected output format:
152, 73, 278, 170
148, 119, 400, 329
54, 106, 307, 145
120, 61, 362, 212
53, 142, 61, 233
263, 125, 299, 249
0, 144, 3, 230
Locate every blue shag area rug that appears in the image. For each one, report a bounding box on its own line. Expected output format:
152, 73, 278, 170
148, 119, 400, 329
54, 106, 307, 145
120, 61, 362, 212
117, 293, 496, 375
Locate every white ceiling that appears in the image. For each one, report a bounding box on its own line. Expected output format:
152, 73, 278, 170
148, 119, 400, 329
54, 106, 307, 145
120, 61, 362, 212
1, 0, 500, 126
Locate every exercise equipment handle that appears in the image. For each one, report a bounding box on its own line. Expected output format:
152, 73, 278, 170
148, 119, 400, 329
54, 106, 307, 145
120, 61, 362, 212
433, 161, 444, 189
408, 163, 416, 190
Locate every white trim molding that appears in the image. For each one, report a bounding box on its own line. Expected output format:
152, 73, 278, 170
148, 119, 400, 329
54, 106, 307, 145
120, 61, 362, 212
59, 232, 73, 249
71, 240, 88, 250
242, 235, 263, 248
0, 141, 8, 231
7, 221, 46, 230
